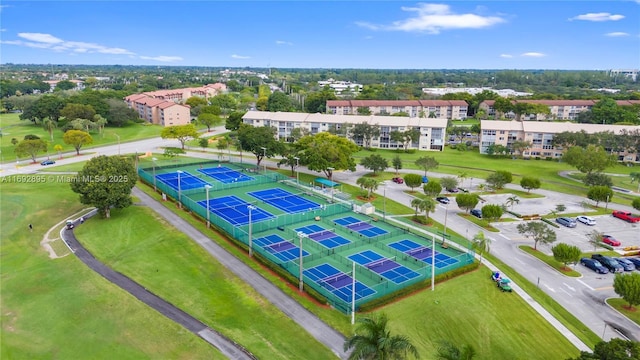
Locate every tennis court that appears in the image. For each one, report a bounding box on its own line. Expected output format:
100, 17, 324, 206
156, 171, 210, 191
253, 234, 309, 262
197, 166, 253, 184
304, 263, 376, 302
334, 216, 389, 238
248, 188, 321, 214
197, 195, 274, 226
348, 250, 420, 284
389, 239, 459, 268
295, 224, 351, 249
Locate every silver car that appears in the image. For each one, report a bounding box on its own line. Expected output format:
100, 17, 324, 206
576, 216, 596, 226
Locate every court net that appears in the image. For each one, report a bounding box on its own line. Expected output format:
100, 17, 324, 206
365, 257, 396, 270
407, 247, 430, 256
346, 220, 372, 229
307, 228, 336, 239
317, 273, 350, 286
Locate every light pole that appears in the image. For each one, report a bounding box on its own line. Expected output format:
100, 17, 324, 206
113, 133, 120, 155
293, 156, 300, 185
442, 202, 449, 246
177, 170, 183, 209
261, 147, 267, 173
298, 231, 307, 291
205, 185, 212, 228
152, 157, 158, 191
248, 205, 256, 257
431, 233, 436, 291
605, 195, 610, 211
381, 181, 387, 220
327, 167, 335, 203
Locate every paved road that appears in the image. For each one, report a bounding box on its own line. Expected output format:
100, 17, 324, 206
60, 214, 257, 360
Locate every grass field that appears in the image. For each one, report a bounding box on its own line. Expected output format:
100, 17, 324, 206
0, 112, 161, 163
0, 181, 222, 359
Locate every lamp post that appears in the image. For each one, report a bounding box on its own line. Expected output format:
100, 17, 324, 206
298, 231, 307, 291
293, 156, 300, 185
248, 205, 256, 257
605, 195, 610, 211
327, 167, 335, 203
431, 233, 436, 291
152, 157, 158, 191
113, 133, 120, 155
176, 170, 183, 209
382, 181, 387, 220
442, 202, 449, 246
261, 147, 267, 173
205, 185, 212, 228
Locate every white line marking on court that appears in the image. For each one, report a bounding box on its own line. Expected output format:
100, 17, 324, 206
544, 284, 556, 292
499, 233, 510, 240
577, 279, 595, 291
563, 283, 576, 292
560, 288, 573, 297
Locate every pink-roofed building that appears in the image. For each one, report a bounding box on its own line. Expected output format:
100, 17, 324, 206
124, 94, 190, 126
140, 83, 227, 103
326, 99, 468, 120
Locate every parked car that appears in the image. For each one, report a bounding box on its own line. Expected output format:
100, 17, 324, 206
580, 258, 609, 274
40, 159, 56, 166
614, 258, 636, 271
612, 210, 640, 223
556, 217, 577, 228
447, 188, 460, 193
591, 254, 624, 273
391, 177, 404, 184
602, 235, 621, 247
470, 209, 482, 218
576, 215, 596, 226
436, 197, 450, 204
625, 257, 640, 268
422, 176, 429, 184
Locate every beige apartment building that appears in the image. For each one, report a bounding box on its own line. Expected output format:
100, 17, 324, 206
326, 100, 468, 120
140, 83, 226, 102
124, 94, 190, 126
480, 120, 640, 163
242, 110, 448, 151
479, 99, 640, 121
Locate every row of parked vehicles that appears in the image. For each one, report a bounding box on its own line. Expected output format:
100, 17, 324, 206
581, 254, 640, 274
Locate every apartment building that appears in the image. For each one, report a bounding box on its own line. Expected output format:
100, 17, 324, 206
326, 100, 468, 120
480, 120, 640, 163
479, 99, 640, 121
140, 83, 226, 103
242, 110, 448, 151
124, 94, 190, 126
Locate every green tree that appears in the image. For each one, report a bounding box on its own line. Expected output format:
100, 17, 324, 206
197, 113, 223, 132
42, 118, 57, 142
70, 155, 137, 218
630, 172, 640, 184
63, 130, 93, 155
403, 173, 423, 192
505, 196, 520, 211
455, 193, 479, 213
351, 122, 380, 149
516, 221, 557, 250
357, 106, 371, 115
344, 313, 419, 360
225, 111, 246, 131
520, 177, 541, 193
185, 96, 208, 109
198, 138, 209, 150
423, 180, 442, 197
440, 177, 458, 192
20, 94, 66, 123
237, 125, 284, 168
486, 170, 512, 190
15, 138, 48, 162
435, 340, 476, 360
267, 91, 293, 112
415, 156, 439, 176
583, 173, 613, 187
448, 126, 468, 143
472, 231, 490, 263
160, 124, 199, 150
587, 186, 613, 207
53, 144, 63, 159
510, 140, 532, 156
60, 103, 96, 121
481, 204, 503, 222
613, 273, 640, 310
356, 177, 379, 199
106, 98, 138, 126
586, 230, 605, 251
568, 338, 640, 360
304, 88, 337, 113
360, 154, 388, 175
551, 243, 581, 268
209, 94, 237, 113
295, 132, 359, 178
632, 197, 640, 211
54, 80, 76, 91
392, 155, 403, 175
563, 144, 616, 175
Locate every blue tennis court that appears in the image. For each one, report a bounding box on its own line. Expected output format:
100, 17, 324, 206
197, 166, 253, 184
295, 224, 351, 249
197, 195, 274, 226
253, 234, 308, 262
388, 239, 459, 268
304, 263, 375, 302
248, 188, 321, 214
156, 171, 210, 191
348, 250, 420, 284
334, 216, 388, 238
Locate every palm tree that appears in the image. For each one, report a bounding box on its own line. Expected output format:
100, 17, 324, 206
435, 340, 476, 360
410, 198, 423, 216
344, 313, 419, 360
472, 231, 490, 264
505, 196, 520, 211
42, 118, 56, 142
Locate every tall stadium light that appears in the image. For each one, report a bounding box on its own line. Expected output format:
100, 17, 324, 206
351, 260, 356, 325
248, 205, 256, 257
293, 156, 300, 185
431, 233, 436, 291
298, 231, 307, 291
327, 167, 335, 203
261, 147, 267, 173
382, 181, 387, 220
176, 170, 183, 209
204, 185, 212, 228
443, 202, 449, 245
152, 157, 158, 192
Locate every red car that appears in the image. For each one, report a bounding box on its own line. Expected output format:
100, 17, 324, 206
392, 177, 404, 184
612, 210, 640, 223
602, 235, 621, 247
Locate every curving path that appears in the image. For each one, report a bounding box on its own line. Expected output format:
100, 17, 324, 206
60, 214, 257, 360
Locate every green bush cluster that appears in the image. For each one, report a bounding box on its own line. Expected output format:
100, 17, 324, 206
541, 218, 560, 228
506, 210, 522, 218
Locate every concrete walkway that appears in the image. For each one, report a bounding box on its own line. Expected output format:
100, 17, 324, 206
60, 214, 257, 360
131, 187, 349, 359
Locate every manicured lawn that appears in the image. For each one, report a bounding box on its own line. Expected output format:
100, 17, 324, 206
36, 160, 87, 173
519, 245, 581, 277
75, 203, 339, 359
381, 268, 581, 360
0, 112, 161, 162
607, 298, 640, 326
0, 181, 220, 359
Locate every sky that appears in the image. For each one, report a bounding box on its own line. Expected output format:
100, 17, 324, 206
1, 1, 639, 70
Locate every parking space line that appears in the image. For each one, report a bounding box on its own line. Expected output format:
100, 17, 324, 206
563, 283, 576, 292
499, 233, 510, 240
576, 279, 594, 291
544, 284, 556, 292
560, 288, 573, 297
595, 286, 613, 291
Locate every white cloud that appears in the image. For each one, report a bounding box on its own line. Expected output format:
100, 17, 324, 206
231, 54, 250, 59
605, 32, 629, 37
521, 52, 545, 57
19, 32, 63, 44
356, 3, 505, 34
500, 54, 513, 58
139, 55, 183, 62
569, 12, 624, 21
275, 40, 293, 46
